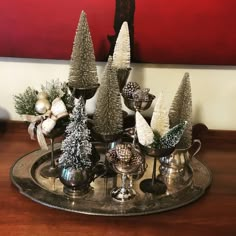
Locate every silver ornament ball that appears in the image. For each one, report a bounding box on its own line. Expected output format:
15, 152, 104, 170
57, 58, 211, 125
35, 99, 51, 114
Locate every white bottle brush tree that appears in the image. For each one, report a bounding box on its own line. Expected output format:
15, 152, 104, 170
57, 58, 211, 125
93, 56, 123, 135
68, 10, 98, 88
112, 21, 131, 70
169, 72, 192, 149
136, 111, 187, 149
150, 92, 169, 138
59, 97, 92, 169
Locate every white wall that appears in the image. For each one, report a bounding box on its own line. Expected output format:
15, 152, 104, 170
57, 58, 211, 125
0, 57, 236, 130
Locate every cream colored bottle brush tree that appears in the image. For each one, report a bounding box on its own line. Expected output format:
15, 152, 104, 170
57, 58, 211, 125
112, 21, 131, 92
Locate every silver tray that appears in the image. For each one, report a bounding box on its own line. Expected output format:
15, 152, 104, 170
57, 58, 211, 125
10, 143, 212, 216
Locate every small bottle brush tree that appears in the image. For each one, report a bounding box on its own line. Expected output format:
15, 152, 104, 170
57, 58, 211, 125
112, 21, 131, 70
59, 97, 92, 169
150, 92, 169, 137
93, 56, 123, 135
169, 72, 192, 149
68, 10, 98, 89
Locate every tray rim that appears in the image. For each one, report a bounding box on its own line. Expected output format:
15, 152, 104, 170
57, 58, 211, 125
10, 144, 212, 217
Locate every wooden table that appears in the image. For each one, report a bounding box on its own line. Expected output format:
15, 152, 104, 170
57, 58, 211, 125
1, 122, 236, 236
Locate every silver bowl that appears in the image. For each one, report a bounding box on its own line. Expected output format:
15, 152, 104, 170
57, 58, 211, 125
122, 94, 155, 111
69, 84, 100, 100
139, 144, 175, 157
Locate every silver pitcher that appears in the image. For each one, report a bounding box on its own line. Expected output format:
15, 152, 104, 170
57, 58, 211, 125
158, 139, 201, 194
60, 162, 106, 198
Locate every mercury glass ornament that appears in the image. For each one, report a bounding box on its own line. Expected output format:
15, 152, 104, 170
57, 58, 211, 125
35, 91, 51, 114
35, 102, 51, 115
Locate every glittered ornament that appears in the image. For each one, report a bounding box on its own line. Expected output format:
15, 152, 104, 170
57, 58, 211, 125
115, 143, 132, 163
122, 82, 140, 98
35, 92, 51, 114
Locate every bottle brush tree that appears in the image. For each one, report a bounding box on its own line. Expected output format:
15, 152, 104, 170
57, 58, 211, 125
169, 72, 192, 149
59, 97, 92, 169
68, 10, 98, 89
112, 21, 131, 70
150, 92, 169, 137
93, 56, 123, 135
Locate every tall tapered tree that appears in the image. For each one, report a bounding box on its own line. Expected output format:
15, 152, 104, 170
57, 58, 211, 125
150, 92, 169, 137
68, 11, 98, 88
59, 97, 92, 169
112, 21, 131, 69
169, 72, 192, 149
93, 56, 123, 135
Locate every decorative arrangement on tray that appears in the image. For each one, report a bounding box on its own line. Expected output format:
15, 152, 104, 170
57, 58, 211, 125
13, 10, 202, 204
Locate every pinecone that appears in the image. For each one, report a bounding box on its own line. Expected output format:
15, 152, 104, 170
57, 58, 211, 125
122, 82, 140, 98
133, 88, 150, 101
115, 143, 132, 163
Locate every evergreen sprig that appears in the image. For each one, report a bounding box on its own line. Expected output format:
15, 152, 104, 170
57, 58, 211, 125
41, 79, 74, 113
13, 87, 38, 115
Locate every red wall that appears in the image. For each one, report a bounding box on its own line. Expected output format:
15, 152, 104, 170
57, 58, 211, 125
1, 0, 236, 65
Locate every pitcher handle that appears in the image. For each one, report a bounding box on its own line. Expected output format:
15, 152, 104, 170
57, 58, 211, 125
189, 139, 202, 159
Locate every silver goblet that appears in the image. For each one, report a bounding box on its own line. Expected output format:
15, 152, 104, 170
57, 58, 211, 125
40, 118, 68, 178
106, 143, 143, 202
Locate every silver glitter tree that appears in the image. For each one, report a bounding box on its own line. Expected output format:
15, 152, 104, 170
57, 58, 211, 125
59, 97, 92, 169
68, 11, 98, 88
169, 72, 192, 149
93, 56, 123, 135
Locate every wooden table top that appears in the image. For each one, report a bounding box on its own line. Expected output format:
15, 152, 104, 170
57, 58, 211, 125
0, 123, 236, 236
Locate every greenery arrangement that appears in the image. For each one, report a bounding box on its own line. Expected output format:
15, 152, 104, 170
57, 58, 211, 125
14, 79, 74, 116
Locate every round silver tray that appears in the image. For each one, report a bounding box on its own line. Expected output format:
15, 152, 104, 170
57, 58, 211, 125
10, 143, 212, 216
